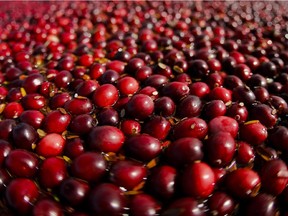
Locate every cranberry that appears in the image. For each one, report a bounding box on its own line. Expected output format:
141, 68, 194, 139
233, 64, 252, 81
209, 87, 232, 103
3, 101, 24, 119
22, 73, 44, 94
125, 94, 154, 120
0, 168, 11, 192
205, 72, 224, 89
92, 84, 119, 108
135, 66, 153, 82
254, 86, 270, 103
36, 133, 65, 157
240, 120, 268, 145
142, 116, 171, 140
189, 81, 210, 98
225, 168, 260, 198
224, 75, 244, 90
181, 162, 215, 198
69, 114, 94, 134
161, 81, 190, 102
109, 160, 147, 190
203, 100, 227, 120
76, 80, 99, 97
5, 178, 39, 214
124, 134, 162, 162
226, 102, 248, 123
188, 59, 210, 79
19, 110, 45, 129
236, 141, 255, 165
12, 122, 38, 150
64, 97, 93, 115
176, 95, 202, 118
207, 191, 236, 216
172, 117, 208, 140
43, 110, 71, 134
129, 194, 160, 216
249, 104, 277, 128
0, 119, 16, 140
89, 183, 126, 215
144, 74, 168, 89
49, 93, 71, 109
269, 126, 288, 152
32, 199, 64, 216
54, 70, 73, 88
99, 69, 120, 84
21, 93, 46, 110
233, 85, 256, 105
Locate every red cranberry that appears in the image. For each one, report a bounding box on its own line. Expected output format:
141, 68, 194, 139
64, 97, 93, 115
32, 199, 63, 216
181, 162, 215, 198
135, 66, 153, 82
233, 64, 252, 81
268, 126, 288, 152
21, 93, 46, 110
207, 191, 236, 216
233, 85, 256, 105
19, 110, 45, 129
203, 100, 226, 120
0, 168, 11, 192
76, 80, 99, 97
208, 116, 239, 138
253, 87, 270, 103
225, 168, 260, 198
240, 120, 268, 145
117, 76, 139, 96
0, 119, 16, 140
125, 94, 154, 120
144, 74, 168, 89
89, 183, 126, 215
165, 137, 203, 167
109, 160, 147, 190
224, 75, 244, 90
36, 133, 65, 157
3, 102, 24, 119
154, 96, 175, 117
12, 122, 38, 150
69, 114, 94, 134
209, 87, 232, 103
49, 93, 71, 109
89, 63, 105, 79
5, 178, 39, 214
249, 104, 277, 128
54, 70, 73, 88
189, 81, 210, 99
188, 59, 210, 79
92, 84, 119, 108
161, 81, 190, 102
236, 141, 255, 165
22, 73, 44, 94
205, 72, 224, 89
129, 194, 160, 216
43, 110, 71, 134
226, 102, 248, 123
124, 134, 161, 162
172, 117, 208, 140
142, 116, 171, 140
138, 86, 159, 100
99, 69, 120, 84
176, 95, 202, 118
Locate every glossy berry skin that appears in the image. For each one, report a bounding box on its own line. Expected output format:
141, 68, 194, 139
42, 110, 71, 134
71, 152, 107, 183
142, 116, 171, 140
124, 134, 162, 162
5, 149, 38, 177
32, 199, 64, 216
208, 116, 239, 138
64, 97, 93, 115
236, 141, 255, 165
109, 160, 147, 190
209, 87, 232, 103
59, 177, 90, 207
165, 137, 203, 167
162, 197, 206, 216
146, 165, 177, 200
181, 162, 215, 199
177, 95, 202, 118
36, 133, 65, 157
39, 157, 68, 189
0, 139, 12, 167
161, 81, 190, 102
202, 100, 226, 120
120, 119, 141, 136
3, 102, 24, 119
268, 126, 288, 152
189, 82, 210, 99
12, 122, 38, 150
97, 108, 119, 126
92, 84, 119, 107
172, 117, 208, 140
0, 119, 16, 140
117, 76, 139, 96
125, 94, 154, 120
260, 159, 288, 195
0, 168, 11, 192
226, 102, 248, 123
240, 121, 267, 145
129, 194, 160, 216
205, 132, 236, 167
88, 125, 125, 153
225, 168, 261, 198
89, 183, 126, 216
207, 191, 236, 216
19, 110, 45, 129
154, 96, 176, 117
5, 178, 39, 214
69, 114, 94, 134
249, 104, 277, 128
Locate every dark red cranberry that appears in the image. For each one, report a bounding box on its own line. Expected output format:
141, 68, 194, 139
129, 194, 160, 216
154, 96, 175, 117
0, 139, 12, 167
207, 58, 222, 73
54, 70, 73, 88
260, 159, 288, 195
233, 64, 252, 81
135, 66, 153, 82
146, 165, 177, 200
225, 168, 260, 198
142, 116, 171, 140
181, 162, 215, 198
205, 72, 224, 89
249, 104, 277, 128
5, 67, 23, 81
269, 95, 288, 114
64, 97, 93, 115
59, 177, 90, 207
222, 56, 237, 73
109, 160, 147, 190
88, 125, 124, 153
124, 134, 161, 162
6, 87, 23, 102
42, 110, 71, 134
92, 84, 119, 108
172, 117, 208, 140
5, 149, 38, 177
126, 57, 145, 74
144, 74, 168, 89
268, 126, 288, 152
125, 94, 154, 120
257, 61, 278, 78
0, 168, 11, 192
97, 108, 119, 126
207, 191, 236, 216
153, 63, 173, 78
174, 73, 192, 84
165, 137, 203, 167
64, 138, 85, 159
5, 178, 39, 214
188, 59, 210, 79
236, 141, 255, 165
120, 119, 141, 136
226, 102, 248, 123
208, 116, 239, 138
232, 85, 256, 105
49, 93, 71, 109
161, 81, 190, 102
36, 133, 65, 157
89, 183, 126, 215
69, 114, 94, 134
99, 69, 120, 84
162, 197, 206, 216
19, 110, 45, 129
224, 75, 244, 90
0, 119, 16, 140
32, 199, 63, 216
12, 122, 38, 150
253, 87, 270, 103
176, 95, 202, 118
76, 80, 99, 97
202, 100, 226, 120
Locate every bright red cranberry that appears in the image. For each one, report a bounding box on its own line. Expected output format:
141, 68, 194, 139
161, 81, 190, 102
21, 93, 46, 110
5, 149, 38, 177
32, 199, 64, 216
208, 116, 239, 138
225, 168, 261, 198
138, 86, 159, 100
236, 141, 255, 165
109, 160, 147, 190
124, 134, 161, 162
49, 93, 71, 109
88, 125, 124, 153
59, 177, 90, 207
205, 132, 236, 167
142, 116, 171, 140
176, 95, 202, 118
172, 117, 208, 140
12, 122, 38, 150
36, 133, 65, 157
5, 178, 39, 214
92, 84, 119, 108
207, 58, 222, 72
125, 94, 154, 120
64, 97, 93, 115
208, 191, 236, 216
162, 197, 206, 216
240, 120, 268, 145
117, 76, 139, 96
249, 104, 277, 128
202, 100, 226, 120
209, 87, 232, 103
89, 63, 106, 80
54, 70, 73, 88
39, 157, 68, 189
120, 119, 141, 136
205, 72, 224, 89
19, 110, 45, 129
129, 194, 160, 216
22, 73, 44, 94
189, 81, 210, 99
42, 110, 71, 134
260, 159, 288, 195
89, 183, 126, 215
3, 102, 24, 119
181, 162, 215, 198
146, 165, 177, 200
106, 60, 126, 74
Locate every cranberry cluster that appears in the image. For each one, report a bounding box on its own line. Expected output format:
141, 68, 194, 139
1, 1, 288, 215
